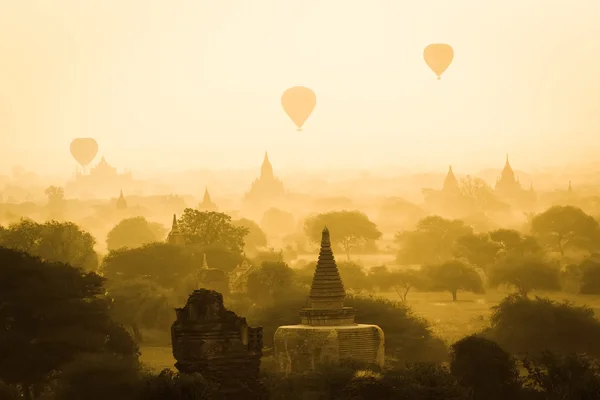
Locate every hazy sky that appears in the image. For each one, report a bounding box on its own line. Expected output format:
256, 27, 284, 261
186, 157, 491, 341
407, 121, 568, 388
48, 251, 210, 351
1, 1, 599, 176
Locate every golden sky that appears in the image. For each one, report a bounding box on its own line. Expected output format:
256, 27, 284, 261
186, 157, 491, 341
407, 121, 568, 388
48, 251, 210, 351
0, 1, 599, 176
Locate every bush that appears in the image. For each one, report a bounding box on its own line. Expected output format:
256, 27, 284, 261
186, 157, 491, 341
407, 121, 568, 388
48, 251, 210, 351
450, 335, 522, 400
484, 295, 600, 358
53, 354, 142, 400
345, 295, 448, 362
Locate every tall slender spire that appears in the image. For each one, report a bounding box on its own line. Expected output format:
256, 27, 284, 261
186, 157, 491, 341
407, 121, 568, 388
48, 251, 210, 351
442, 165, 459, 194
568, 180, 573, 192
308, 227, 346, 309
116, 189, 127, 209
203, 187, 211, 203
260, 151, 274, 180
167, 214, 185, 246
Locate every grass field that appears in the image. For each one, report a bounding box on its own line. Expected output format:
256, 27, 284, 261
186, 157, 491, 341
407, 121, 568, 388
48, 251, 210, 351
139, 288, 600, 371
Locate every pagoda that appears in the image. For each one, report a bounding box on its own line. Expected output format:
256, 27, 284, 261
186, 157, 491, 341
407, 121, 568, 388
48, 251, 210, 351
198, 187, 217, 211
273, 227, 384, 374
167, 214, 185, 247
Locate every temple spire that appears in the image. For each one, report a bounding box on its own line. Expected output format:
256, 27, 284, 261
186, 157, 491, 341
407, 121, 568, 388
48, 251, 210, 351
568, 180, 573, 193
116, 189, 127, 209
308, 227, 346, 309
442, 165, 459, 194
167, 214, 185, 246
203, 187, 211, 203
260, 151, 274, 179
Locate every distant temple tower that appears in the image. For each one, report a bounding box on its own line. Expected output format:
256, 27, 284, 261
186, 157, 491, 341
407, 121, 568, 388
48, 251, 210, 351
494, 155, 536, 210
442, 165, 460, 195
243, 152, 285, 208
198, 187, 217, 211
167, 214, 186, 246
273, 227, 384, 374
495, 154, 522, 195
116, 190, 127, 210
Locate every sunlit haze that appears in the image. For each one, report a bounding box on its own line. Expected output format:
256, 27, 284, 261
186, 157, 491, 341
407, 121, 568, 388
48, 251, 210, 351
1, 1, 599, 176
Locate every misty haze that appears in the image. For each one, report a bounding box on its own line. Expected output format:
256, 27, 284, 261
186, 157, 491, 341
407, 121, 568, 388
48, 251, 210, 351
1, 1, 600, 399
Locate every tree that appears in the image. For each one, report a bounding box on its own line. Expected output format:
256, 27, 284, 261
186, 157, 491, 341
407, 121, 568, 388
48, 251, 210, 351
450, 335, 522, 400
231, 218, 267, 253
454, 232, 501, 272
578, 258, 600, 294
485, 294, 600, 358
389, 269, 424, 302
395, 216, 473, 265
420, 259, 484, 301
0, 248, 138, 399
304, 210, 381, 260
53, 354, 142, 400
261, 207, 295, 236
489, 229, 544, 259
100, 243, 199, 289
44, 186, 65, 219
106, 217, 166, 251
0, 219, 98, 272
531, 205, 600, 258
488, 256, 561, 298
106, 278, 175, 343
246, 261, 298, 306
177, 209, 248, 255
522, 352, 600, 400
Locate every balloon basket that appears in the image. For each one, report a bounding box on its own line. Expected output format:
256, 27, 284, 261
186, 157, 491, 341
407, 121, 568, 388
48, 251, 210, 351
297, 128, 303, 132
437, 76, 441, 80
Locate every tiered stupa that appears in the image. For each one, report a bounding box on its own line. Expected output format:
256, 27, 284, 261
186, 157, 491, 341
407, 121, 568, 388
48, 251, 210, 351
273, 227, 384, 374
167, 214, 185, 246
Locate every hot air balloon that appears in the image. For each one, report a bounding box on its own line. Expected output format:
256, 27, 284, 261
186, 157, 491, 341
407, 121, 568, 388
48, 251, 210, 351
281, 86, 316, 131
423, 44, 454, 80
70, 138, 98, 169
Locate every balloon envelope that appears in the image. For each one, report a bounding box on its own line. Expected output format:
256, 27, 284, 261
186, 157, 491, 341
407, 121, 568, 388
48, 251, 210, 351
423, 43, 454, 79
281, 86, 316, 130
70, 138, 98, 167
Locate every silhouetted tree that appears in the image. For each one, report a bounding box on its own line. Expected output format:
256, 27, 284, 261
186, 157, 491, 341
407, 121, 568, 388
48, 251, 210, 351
53, 354, 142, 400
389, 269, 424, 302
450, 335, 522, 400
44, 185, 65, 220
488, 256, 561, 298
304, 210, 381, 260
247, 261, 298, 307
522, 352, 600, 400
531, 205, 600, 258
106, 217, 166, 251
106, 278, 175, 343
231, 218, 267, 253
260, 207, 295, 236
489, 229, 544, 259
454, 232, 501, 272
177, 209, 248, 256
485, 295, 600, 358
579, 258, 600, 294
139, 369, 218, 400
420, 259, 484, 301
0, 248, 138, 399
0, 218, 98, 271
396, 216, 473, 265
101, 243, 198, 288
